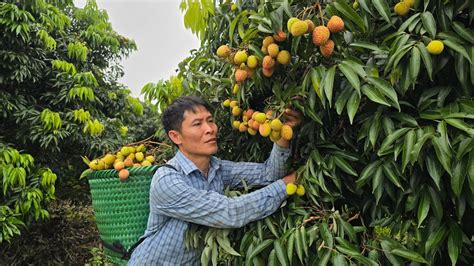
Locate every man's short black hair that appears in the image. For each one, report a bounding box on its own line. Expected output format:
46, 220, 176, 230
162, 96, 213, 134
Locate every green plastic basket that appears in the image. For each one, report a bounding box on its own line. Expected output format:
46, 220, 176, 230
88, 165, 158, 263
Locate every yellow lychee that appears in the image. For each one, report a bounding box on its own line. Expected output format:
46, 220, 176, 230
270, 118, 283, 131
141, 160, 152, 166
296, 185, 305, 196
394, 2, 410, 16
89, 159, 99, 170
247, 127, 257, 135
305, 19, 315, 33
276, 50, 291, 65
281, 125, 293, 140
286, 183, 297, 195
234, 50, 248, 65
327, 16, 345, 33
232, 106, 242, 116
291, 20, 308, 37
312, 26, 330, 46
232, 120, 241, 129
229, 100, 238, 108
287, 17, 300, 32
254, 112, 267, 124
233, 84, 240, 94
103, 154, 116, 165
223, 99, 231, 107
267, 43, 280, 58
145, 155, 155, 163
135, 152, 144, 162
247, 55, 258, 68
426, 40, 444, 55
262, 36, 274, 47
216, 45, 231, 58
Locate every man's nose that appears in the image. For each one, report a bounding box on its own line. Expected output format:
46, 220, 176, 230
204, 122, 216, 133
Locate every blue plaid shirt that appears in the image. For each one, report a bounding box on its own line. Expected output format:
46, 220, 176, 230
128, 143, 290, 265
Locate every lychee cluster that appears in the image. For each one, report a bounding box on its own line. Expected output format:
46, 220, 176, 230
222, 99, 294, 142
216, 45, 258, 84
286, 183, 305, 196
311, 16, 344, 58
394, 0, 414, 16
87, 144, 156, 181
260, 35, 291, 77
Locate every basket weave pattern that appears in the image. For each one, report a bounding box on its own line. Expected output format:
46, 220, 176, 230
88, 165, 158, 260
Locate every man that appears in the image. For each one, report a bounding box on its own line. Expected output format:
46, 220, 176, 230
129, 96, 301, 265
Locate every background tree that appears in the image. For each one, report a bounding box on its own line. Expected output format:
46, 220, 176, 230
0, 0, 158, 248
175, 0, 473, 265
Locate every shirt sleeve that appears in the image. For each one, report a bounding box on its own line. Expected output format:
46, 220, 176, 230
220, 143, 291, 188
152, 170, 287, 229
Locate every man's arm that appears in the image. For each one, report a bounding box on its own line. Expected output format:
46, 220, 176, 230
152, 170, 288, 228
219, 143, 290, 188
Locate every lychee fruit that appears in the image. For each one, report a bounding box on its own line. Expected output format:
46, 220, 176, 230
312, 26, 330, 46
327, 16, 344, 33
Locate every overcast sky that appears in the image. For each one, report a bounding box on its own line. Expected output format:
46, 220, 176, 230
74, 0, 201, 98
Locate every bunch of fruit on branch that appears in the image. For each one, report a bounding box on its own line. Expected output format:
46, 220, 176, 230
86, 139, 162, 181
223, 99, 294, 142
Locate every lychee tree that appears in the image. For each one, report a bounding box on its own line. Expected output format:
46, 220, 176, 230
0, 0, 157, 243
174, 0, 474, 265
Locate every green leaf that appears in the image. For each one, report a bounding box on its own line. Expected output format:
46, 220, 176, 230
468, 152, 474, 193
216, 234, 241, 256
320, 223, 333, 249
367, 77, 400, 111
451, 160, 466, 197
445, 118, 474, 137
452, 21, 474, 44
372, 0, 392, 24
346, 90, 360, 125
356, 161, 381, 189
425, 225, 447, 253
295, 228, 304, 263
443, 39, 473, 64
416, 42, 433, 81
334, 156, 358, 176
428, 186, 443, 222
402, 129, 416, 172
426, 155, 443, 191
391, 248, 428, 264
323, 65, 336, 106
378, 128, 411, 156
349, 42, 383, 52
339, 63, 361, 94
448, 222, 462, 266
421, 11, 437, 38
409, 46, 420, 82
333, 0, 366, 31
361, 84, 391, 106
248, 239, 273, 260
273, 240, 289, 266
335, 87, 352, 115
382, 163, 403, 189
417, 191, 430, 227
331, 254, 348, 266
311, 67, 325, 100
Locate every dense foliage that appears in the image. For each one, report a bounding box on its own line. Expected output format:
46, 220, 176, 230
0, 0, 157, 245
175, 0, 473, 265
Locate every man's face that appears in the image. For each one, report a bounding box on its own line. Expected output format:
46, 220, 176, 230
169, 105, 218, 158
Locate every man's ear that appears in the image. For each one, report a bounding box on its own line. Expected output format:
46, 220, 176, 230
168, 130, 182, 146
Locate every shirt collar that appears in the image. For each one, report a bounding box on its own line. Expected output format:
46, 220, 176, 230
174, 150, 221, 176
